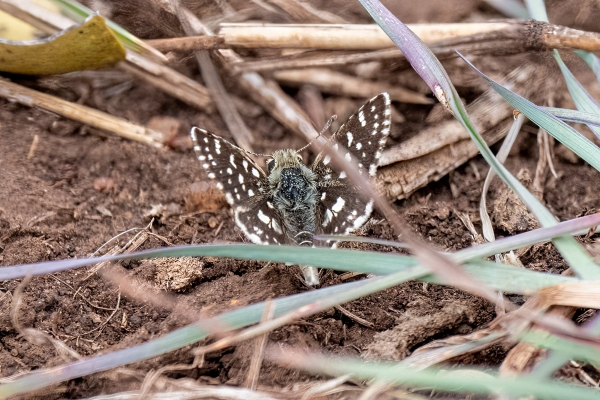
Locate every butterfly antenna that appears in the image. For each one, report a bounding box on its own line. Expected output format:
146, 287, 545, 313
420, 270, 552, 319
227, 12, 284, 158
297, 115, 337, 153
245, 149, 272, 157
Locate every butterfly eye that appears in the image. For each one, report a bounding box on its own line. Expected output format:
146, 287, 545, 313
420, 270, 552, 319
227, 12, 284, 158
296, 154, 303, 162
267, 159, 276, 173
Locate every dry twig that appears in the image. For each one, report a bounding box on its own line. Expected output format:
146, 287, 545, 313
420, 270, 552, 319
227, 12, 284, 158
171, 3, 255, 151
145, 21, 600, 53
244, 300, 275, 389
0, 78, 164, 147
272, 68, 433, 104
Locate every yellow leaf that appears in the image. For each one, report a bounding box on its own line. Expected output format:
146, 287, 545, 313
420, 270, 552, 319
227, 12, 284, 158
0, 14, 126, 75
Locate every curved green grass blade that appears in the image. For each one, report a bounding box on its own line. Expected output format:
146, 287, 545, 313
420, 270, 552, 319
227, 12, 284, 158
458, 53, 600, 172
524, 0, 549, 20
554, 51, 600, 140
0, 243, 576, 294
544, 107, 600, 127
522, 330, 600, 365
359, 0, 600, 279
575, 50, 600, 86
525, 0, 600, 138
319, 212, 600, 265
269, 350, 600, 400
483, 0, 530, 18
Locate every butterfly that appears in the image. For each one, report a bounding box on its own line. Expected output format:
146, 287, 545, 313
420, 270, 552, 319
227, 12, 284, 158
190, 93, 391, 285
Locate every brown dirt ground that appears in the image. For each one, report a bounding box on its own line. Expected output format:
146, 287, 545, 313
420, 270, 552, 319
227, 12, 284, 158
1, 1, 600, 399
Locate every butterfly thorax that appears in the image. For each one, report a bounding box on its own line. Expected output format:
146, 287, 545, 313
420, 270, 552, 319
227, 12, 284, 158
268, 149, 318, 246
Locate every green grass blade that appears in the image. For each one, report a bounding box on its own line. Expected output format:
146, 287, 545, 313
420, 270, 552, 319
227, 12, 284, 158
544, 107, 600, 127
575, 50, 600, 86
0, 243, 578, 294
458, 54, 600, 174
521, 330, 600, 365
270, 350, 600, 399
524, 0, 549, 20
554, 51, 600, 140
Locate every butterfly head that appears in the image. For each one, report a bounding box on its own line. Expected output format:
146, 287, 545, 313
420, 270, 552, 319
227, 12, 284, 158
266, 149, 303, 173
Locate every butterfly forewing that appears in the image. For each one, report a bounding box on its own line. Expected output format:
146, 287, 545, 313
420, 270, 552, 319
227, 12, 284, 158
312, 93, 391, 236
190, 127, 287, 245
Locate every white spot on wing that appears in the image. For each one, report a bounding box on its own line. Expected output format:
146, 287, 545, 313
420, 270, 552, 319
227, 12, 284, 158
227, 167, 233, 174
214, 140, 221, 154
323, 209, 333, 227
243, 159, 249, 172
356, 142, 362, 150
208, 172, 215, 179
230, 154, 236, 168
332, 197, 345, 213
323, 155, 331, 165
258, 209, 270, 224
252, 168, 260, 178
239, 174, 244, 184
216, 182, 223, 190
339, 171, 347, 179
248, 189, 255, 196
347, 132, 353, 147
272, 219, 282, 234
225, 192, 234, 204
351, 199, 374, 231
369, 164, 377, 176
321, 192, 326, 201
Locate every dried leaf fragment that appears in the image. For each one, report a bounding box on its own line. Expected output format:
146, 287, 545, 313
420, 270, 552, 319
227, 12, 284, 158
0, 15, 125, 75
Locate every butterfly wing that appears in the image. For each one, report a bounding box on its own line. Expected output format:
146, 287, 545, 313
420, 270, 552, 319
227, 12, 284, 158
312, 93, 391, 236
190, 127, 287, 245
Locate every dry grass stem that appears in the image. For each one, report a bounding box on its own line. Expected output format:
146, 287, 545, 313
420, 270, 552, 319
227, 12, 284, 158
272, 68, 433, 104
146, 35, 225, 52
299, 375, 354, 400
267, 0, 347, 23
122, 51, 212, 112
244, 300, 275, 389
218, 22, 513, 50
0, 78, 164, 147
218, 49, 320, 143
26, 134, 39, 159
0, 0, 73, 35
82, 387, 282, 400
171, 3, 255, 150
216, 21, 600, 51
